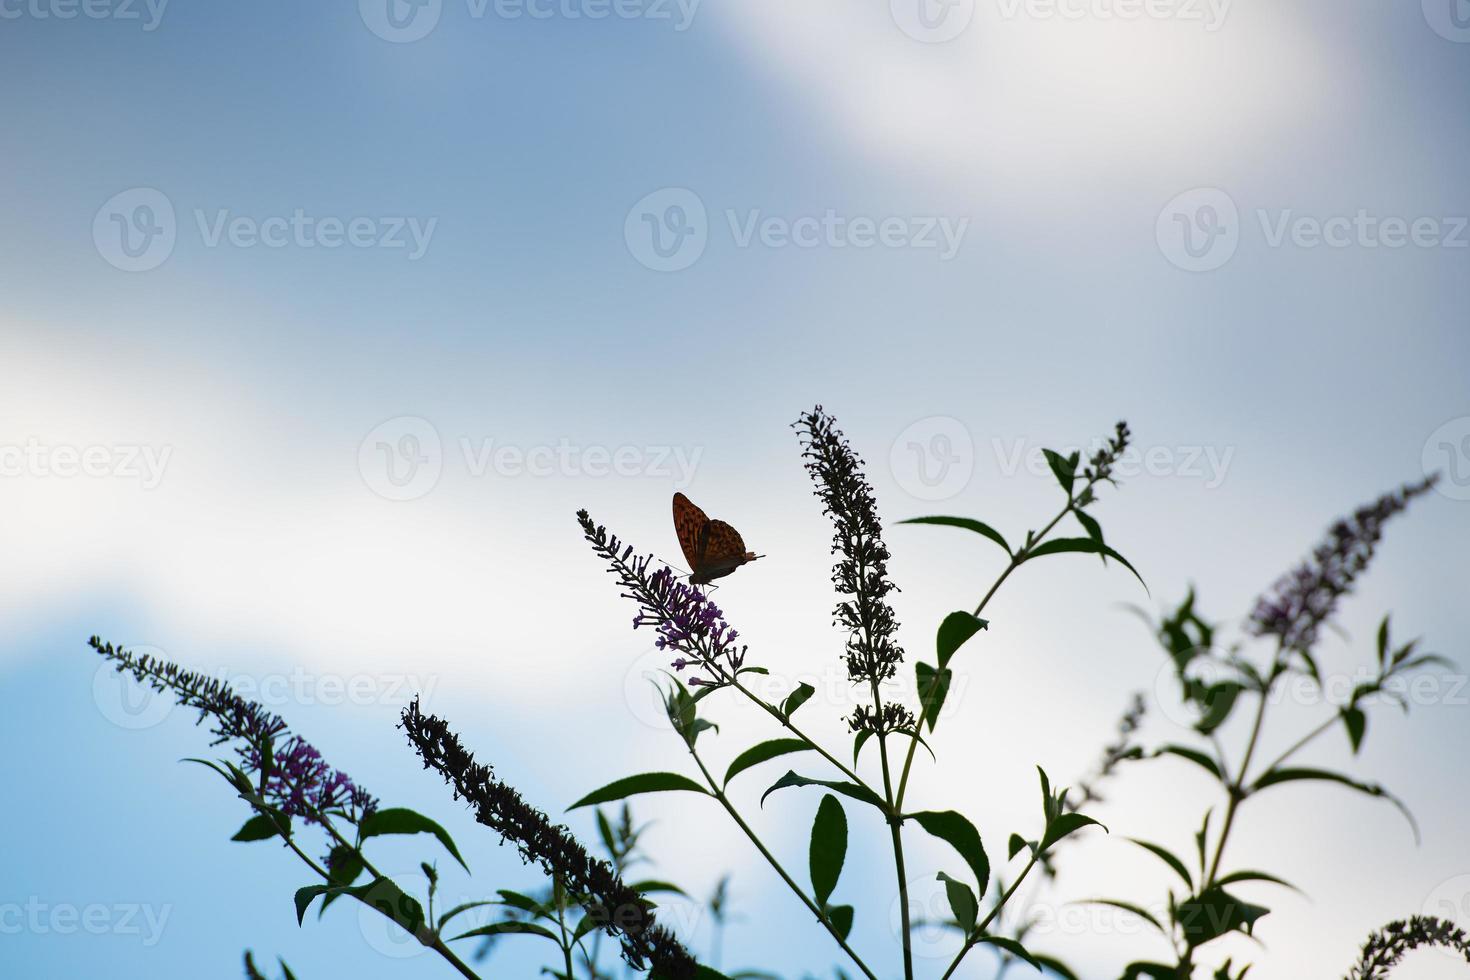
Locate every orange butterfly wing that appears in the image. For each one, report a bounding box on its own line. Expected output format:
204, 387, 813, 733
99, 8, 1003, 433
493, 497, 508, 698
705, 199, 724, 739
672, 492, 710, 570
703, 520, 749, 564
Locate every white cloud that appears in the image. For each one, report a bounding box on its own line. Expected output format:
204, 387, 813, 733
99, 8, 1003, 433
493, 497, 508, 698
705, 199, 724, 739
714, 2, 1334, 210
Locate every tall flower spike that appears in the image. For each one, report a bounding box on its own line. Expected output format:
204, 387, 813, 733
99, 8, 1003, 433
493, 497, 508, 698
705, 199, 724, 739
399, 699, 698, 978
1347, 916, 1470, 980
88, 638, 377, 823
1248, 477, 1438, 655
794, 406, 905, 687
577, 509, 747, 684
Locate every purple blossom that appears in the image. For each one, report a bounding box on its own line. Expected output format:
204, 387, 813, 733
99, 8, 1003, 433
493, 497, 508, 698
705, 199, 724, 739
579, 511, 748, 685
1249, 477, 1437, 655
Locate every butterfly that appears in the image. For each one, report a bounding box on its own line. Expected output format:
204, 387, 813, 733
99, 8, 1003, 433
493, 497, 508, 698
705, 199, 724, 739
672, 492, 762, 586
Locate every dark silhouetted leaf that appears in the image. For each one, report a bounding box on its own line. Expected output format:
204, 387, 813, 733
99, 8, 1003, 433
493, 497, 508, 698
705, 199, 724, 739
899, 516, 1011, 557
724, 739, 813, 786
809, 795, 848, 907
570, 773, 709, 810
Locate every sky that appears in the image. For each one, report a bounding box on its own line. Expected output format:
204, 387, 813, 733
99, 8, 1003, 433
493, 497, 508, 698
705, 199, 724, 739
1, 1, 1468, 978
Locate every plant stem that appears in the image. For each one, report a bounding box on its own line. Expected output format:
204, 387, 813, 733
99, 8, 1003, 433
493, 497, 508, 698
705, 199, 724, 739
729, 677, 873, 790
870, 677, 914, 980
895, 494, 1081, 811
686, 745, 879, 980
939, 854, 1040, 980
317, 816, 485, 980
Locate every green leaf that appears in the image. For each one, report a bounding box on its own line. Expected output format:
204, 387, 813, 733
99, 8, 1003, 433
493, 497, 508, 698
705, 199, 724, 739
1022, 537, 1147, 590
294, 885, 331, 926
724, 739, 814, 786
360, 808, 470, 873
437, 900, 497, 931
899, 516, 1011, 557
1043, 449, 1078, 496
231, 814, 284, 842
451, 920, 561, 943
910, 811, 990, 896
629, 879, 688, 897
494, 889, 550, 916
809, 795, 848, 907
852, 729, 874, 766
319, 845, 366, 915
1214, 869, 1300, 892
1177, 887, 1269, 946
826, 904, 854, 941
1341, 707, 1367, 754
974, 935, 1043, 971
1084, 899, 1166, 935
916, 662, 953, 731
352, 877, 427, 936
781, 683, 816, 719
1127, 839, 1193, 889
1008, 834, 1032, 860
936, 611, 988, 669
1154, 744, 1224, 781
938, 872, 977, 934
1033, 954, 1081, 980
1073, 508, 1104, 545
1041, 812, 1105, 851
1123, 962, 1183, 980
760, 771, 886, 811
1250, 767, 1418, 841
570, 773, 710, 810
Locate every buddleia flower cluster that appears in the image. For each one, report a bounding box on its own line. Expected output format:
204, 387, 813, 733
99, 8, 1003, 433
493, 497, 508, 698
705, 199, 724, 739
88, 637, 377, 823
794, 406, 905, 688
577, 509, 747, 685
1075, 420, 1132, 507
1347, 916, 1470, 979
399, 698, 697, 978
1249, 476, 1438, 655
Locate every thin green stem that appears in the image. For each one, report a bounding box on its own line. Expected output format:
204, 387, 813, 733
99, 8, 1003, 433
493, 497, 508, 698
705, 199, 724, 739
317, 815, 485, 980
869, 677, 914, 980
687, 745, 879, 980
939, 854, 1041, 980
895, 493, 1083, 811
728, 677, 873, 791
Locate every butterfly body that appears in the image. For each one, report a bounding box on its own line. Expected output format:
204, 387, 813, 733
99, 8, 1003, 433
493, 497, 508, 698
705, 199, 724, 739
672, 492, 761, 585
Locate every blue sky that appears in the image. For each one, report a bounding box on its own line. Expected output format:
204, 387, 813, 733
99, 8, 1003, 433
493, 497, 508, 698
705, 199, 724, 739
2, 2, 1469, 978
